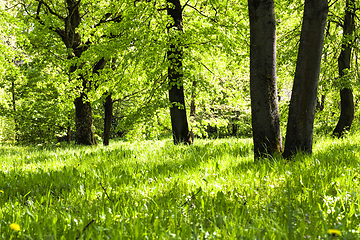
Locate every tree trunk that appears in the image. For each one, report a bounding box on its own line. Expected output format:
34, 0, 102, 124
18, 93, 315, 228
66, 125, 71, 144
316, 95, 325, 112
190, 80, 197, 117
91, 57, 113, 146
167, 0, 192, 145
10, 76, 19, 142
283, 0, 328, 159
332, 0, 355, 138
103, 94, 113, 146
74, 93, 96, 145
248, 0, 282, 159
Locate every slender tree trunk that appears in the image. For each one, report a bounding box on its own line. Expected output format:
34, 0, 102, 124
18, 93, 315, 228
283, 0, 328, 158
10, 76, 19, 141
248, 0, 282, 159
90, 57, 114, 146
166, 0, 192, 145
74, 92, 96, 145
190, 80, 197, 117
333, 0, 355, 138
316, 95, 325, 112
66, 125, 71, 144
103, 94, 113, 146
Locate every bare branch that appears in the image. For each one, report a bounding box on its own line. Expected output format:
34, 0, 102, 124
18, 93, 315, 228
185, 3, 217, 22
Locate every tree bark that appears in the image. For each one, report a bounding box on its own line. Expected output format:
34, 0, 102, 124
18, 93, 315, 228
74, 93, 96, 145
167, 0, 192, 145
66, 125, 71, 144
103, 94, 113, 146
10, 76, 19, 141
283, 0, 328, 158
248, 0, 282, 159
190, 80, 197, 117
332, 0, 355, 138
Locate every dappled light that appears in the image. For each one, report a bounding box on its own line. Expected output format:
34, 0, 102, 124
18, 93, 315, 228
1, 0, 360, 238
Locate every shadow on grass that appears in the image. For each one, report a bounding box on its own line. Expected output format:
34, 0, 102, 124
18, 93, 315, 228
0, 166, 84, 202
0, 139, 254, 201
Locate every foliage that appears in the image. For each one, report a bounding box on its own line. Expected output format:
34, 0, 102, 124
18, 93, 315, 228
0, 0, 359, 145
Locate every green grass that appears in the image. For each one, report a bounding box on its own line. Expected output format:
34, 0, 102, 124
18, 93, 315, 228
0, 134, 360, 239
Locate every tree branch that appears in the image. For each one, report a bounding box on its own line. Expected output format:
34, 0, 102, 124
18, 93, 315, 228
184, 3, 218, 22
93, 13, 123, 29
35, 0, 65, 20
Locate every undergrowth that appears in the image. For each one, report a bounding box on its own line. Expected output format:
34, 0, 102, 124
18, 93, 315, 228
0, 134, 359, 239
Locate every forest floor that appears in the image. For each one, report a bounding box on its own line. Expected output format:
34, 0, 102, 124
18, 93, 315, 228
0, 134, 359, 239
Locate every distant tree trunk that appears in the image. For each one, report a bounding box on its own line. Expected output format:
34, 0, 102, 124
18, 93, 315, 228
332, 0, 355, 138
103, 94, 113, 146
66, 125, 71, 144
10, 76, 19, 141
74, 92, 96, 145
190, 80, 197, 117
90, 57, 113, 146
166, 0, 192, 145
316, 95, 325, 112
248, 0, 282, 159
283, 0, 328, 158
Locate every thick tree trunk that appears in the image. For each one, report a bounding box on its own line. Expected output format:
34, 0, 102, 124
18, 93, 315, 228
103, 94, 113, 146
167, 0, 192, 145
248, 0, 282, 159
333, 0, 355, 138
74, 93, 96, 145
72, 56, 106, 146
283, 0, 328, 158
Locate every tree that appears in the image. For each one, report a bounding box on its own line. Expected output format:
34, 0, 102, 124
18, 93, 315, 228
248, 0, 282, 159
20, 0, 126, 145
166, 0, 192, 144
332, 0, 355, 138
283, 0, 328, 158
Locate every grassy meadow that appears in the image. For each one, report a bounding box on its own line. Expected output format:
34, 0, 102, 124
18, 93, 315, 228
0, 134, 360, 239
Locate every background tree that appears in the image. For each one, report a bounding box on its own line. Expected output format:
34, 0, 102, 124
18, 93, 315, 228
166, 0, 192, 144
332, 0, 355, 138
18, 0, 150, 145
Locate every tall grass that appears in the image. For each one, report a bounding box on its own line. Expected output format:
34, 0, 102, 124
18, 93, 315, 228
0, 134, 359, 239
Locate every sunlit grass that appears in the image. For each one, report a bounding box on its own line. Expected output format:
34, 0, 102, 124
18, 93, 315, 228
0, 134, 359, 239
